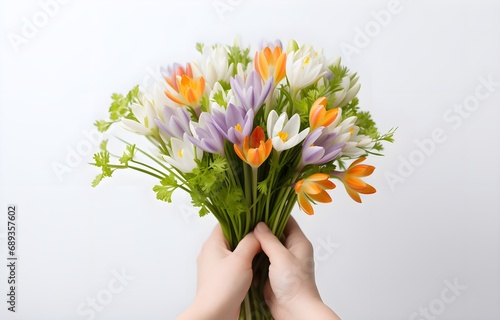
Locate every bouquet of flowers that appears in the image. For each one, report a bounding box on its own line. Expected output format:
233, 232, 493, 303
92, 39, 394, 319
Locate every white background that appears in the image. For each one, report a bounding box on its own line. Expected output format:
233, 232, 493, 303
1, 0, 500, 319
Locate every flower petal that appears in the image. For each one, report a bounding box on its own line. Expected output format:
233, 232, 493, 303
298, 192, 314, 215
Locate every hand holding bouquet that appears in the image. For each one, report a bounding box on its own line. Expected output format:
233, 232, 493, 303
92, 39, 394, 319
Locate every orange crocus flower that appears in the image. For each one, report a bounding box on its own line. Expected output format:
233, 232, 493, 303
334, 157, 376, 203
165, 63, 205, 107
234, 126, 273, 168
295, 173, 336, 215
309, 97, 339, 131
165, 75, 205, 107
165, 64, 193, 92
254, 46, 287, 84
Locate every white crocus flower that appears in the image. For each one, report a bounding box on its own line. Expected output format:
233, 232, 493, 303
191, 44, 233, 91
332, 72, 361, 108
330, 58, 361, 108
121, 93, 157, 135
209, 82, 236, 113
286, 44, 327, 94
234, 62, 247, 80
324, 111, 373, 158
341, 128, 374, 158
149, 81, 172, 121
267, 110, 309, 152
163, 133, 202, 173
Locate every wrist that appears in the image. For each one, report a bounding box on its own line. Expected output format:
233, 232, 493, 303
178, 296, 235, 320
290, 296, 340, 320
177, 299, 219, 320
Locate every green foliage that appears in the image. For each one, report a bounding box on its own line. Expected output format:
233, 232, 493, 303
198, 205, 210, 217
218, 80, 231, 91
94, 86, 140, 132
153, 174, 178, 202
91, 150, 113, 187
199, 95, 210, 113
257, 155, 286, 196
189, 156, 227, 193
100, 139, 108, 151
227, 44, 252, 75
370, 127, 397, 154
326, 64, 349, 97
211, 89, 227, 109
119, 144, 136, 166
342, 98, 396, 153
188, 156, 246, 217
294, 89, 324, 126
219, 187, 246, 216
94, 120, 113, 133
195, 42, 204, 54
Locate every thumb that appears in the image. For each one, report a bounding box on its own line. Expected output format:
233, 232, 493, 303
233, 232, 261, 263
254, 222, 290, 264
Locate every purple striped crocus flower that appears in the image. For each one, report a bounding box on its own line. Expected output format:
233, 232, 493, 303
187, 112, 225, 155
301, 127, 345, 166
211, 103, 254, 146
230, 71, 273, 113
155, 106, 192, 140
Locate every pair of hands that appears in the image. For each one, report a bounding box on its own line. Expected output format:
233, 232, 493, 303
178, 217, 341, 320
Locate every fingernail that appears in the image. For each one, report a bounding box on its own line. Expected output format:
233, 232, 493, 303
256, 222, 269, 232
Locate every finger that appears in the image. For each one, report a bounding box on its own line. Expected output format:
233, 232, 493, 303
233, 232, 261, 263
283, 215, 304, 238
283, 216, 313, 256
205, 223, 230, 251
254, 222, 290, 264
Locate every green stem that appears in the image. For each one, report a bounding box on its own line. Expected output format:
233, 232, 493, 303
244, 295, 251, 320
263, 87, 275, 120
243, 164, 252, 235
276, 192, 297, 238
116, 137, 188, 184
265, 151, 280, 222
130, 160, 167, 178
152, 132, 169, 156
271, 187, 293, 234
106, 164, 163, 180
252, 166, 258, 226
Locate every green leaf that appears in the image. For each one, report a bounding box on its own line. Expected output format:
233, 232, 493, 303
227, 44, 252, 75
211, 89, 227, 109
257, 179, 269, 195
153, 184, 175, 202
119, 144, 136, 166
91, 150, 113, 186
199, 95, 210, 113
162, 173, 178, 187
93, 85, 140, 133
93, 151, 109, 167
153, 174, 178, 202
196, 42, 204, 54
100, 139, 108, 151
218, 80, 231, 91
220, 187, 246, 216
91, 174, 104, 188
198, 205, 210, 217
94, 120, 113, 133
